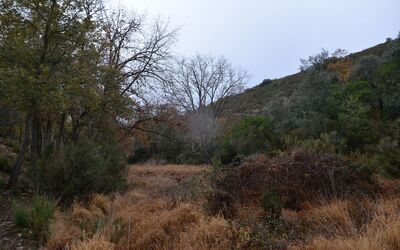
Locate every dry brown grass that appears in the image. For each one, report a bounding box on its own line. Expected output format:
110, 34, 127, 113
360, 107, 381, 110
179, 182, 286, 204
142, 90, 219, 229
303, 200, 358, 237
176, 216, 250, 250
47, 191, 248, 250
69, 235, 115, 250
127, 164, 207, 196
129, 164, 208, 176
46, 211, 82, 250
46, 164, 400, 250
288, 198, 400, 250
46, 164, 251, 250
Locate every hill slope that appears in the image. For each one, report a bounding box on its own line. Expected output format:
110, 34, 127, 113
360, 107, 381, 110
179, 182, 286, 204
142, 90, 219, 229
225, 40, 395, 118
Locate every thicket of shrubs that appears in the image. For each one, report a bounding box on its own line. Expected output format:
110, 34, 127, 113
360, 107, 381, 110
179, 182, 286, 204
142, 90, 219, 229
36, 139, 127, 206
216, 116, 278, 164
206, 150, 379, 217
127, 42, 399, 177
2, 38, 398, 248
201, 39, 400, 227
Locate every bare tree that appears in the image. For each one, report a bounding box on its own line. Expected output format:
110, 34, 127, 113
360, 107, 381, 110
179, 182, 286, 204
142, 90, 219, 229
69, 7, 178, 142
160, 54, 248, 160
101, 9, 177, 97
186, 111, 221, 160
161, 54, 248, 119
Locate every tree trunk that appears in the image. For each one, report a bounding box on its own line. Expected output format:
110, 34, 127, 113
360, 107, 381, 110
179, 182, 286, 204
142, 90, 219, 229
7, 114, 31, 189
43, 119, 53, 152
56, 113, 66, 153
71, 120, 80, 144
30, 111, 41, 186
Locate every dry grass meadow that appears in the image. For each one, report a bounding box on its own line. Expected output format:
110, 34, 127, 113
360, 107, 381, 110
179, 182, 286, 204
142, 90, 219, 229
45, 164, 400, 250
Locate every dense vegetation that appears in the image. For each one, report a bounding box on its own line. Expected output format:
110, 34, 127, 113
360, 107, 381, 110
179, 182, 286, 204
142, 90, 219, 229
0, 0, 177, 196
0, 0, 399, 249
133, 38, 400, 179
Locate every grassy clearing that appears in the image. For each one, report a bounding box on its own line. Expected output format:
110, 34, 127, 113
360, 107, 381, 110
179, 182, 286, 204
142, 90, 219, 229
47, 164, 250, 250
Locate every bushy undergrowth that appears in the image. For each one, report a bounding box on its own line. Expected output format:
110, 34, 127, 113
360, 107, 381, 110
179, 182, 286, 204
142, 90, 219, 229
45, 163, 400, 250
13, 195, 56, 242
36, 140, 127, 206
206, 149, 379, 217
216, 116, 278, 164
0, 155, 11, 173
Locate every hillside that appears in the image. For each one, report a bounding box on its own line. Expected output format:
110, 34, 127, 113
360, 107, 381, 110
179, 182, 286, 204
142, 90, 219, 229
225, 40, 395, 118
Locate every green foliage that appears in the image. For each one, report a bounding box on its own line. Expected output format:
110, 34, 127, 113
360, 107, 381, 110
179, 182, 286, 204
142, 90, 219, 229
260, 191, 285, 215
0, 0, 175, 191
14, 205, 31, 228
377, 60, 400, 119
259, 79, 273, 87
352, 119, 400, 177
0, 156, 10, 173
128, 122, 187, 164
217, 140, 238, 165
283, 132, 347, 154
13, 195, 56, 241
4, 138, 20, 153
36, 140, 127, 205
217, 116, 276, 164
149, 125, 184, 163
332, 78, 383, 150
128, 142, 151, 164
177, 143, 208, 164
350, 55, 381, 81
338, 101, 380, 149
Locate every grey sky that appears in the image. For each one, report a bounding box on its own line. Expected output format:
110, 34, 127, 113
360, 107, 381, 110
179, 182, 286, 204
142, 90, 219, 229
120, 0, 399, 87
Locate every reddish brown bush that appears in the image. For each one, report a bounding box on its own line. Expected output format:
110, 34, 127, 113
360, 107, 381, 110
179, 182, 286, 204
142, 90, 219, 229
210, 149, 380, 211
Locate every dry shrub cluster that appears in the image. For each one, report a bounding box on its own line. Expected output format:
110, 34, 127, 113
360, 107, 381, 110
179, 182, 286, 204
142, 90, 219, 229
47, 192, 250, 250
209, 149, 379, 213
286, 197, 400, 250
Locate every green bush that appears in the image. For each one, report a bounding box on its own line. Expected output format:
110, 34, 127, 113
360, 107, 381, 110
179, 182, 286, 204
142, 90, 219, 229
14, 204, 31, 228
149, 125, 184, 163
5, 138, 20, 153
217, 116, 277, 164
128, 146, 151, 164
36, 139, 127, 205
283, 132, 348, 154
0, 156, 11, 173
177, 143, 208, 164
341, 118, 400, 177
260, 191, 285, 215
13, 195, 56, 242
0, 178, 6, 189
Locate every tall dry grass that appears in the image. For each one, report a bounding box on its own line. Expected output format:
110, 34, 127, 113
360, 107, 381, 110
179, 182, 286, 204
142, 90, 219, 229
47, 192, 249, 250
287, 198, 400, 250
47, 164, 251, 250
46, 164, 400, 250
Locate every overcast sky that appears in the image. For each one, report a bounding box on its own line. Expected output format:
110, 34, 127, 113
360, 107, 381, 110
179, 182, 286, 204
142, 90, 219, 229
117, 0, 399, 87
